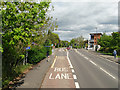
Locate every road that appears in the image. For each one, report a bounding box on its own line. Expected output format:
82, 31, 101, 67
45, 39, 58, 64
41, 48, 119, 88
41, 48, 76, 88
69, 49, 118, 88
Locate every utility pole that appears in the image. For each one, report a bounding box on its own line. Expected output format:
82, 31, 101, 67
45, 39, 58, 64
95, 27, 97, 33
104, 30, 106, 34
95, 27, 98, 51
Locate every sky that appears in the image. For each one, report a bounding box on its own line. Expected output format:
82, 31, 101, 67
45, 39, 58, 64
49, 0, 118, 41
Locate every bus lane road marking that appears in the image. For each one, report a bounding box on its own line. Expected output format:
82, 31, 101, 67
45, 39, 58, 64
49, 67, 73, 80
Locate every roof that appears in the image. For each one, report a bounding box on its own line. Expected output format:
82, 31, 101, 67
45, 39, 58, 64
90, 33, 102, 35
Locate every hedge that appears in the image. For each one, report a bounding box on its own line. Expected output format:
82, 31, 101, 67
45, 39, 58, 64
27, 46, 52, 64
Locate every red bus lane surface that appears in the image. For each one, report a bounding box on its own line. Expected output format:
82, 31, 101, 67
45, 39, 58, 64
41, 56, 76, 88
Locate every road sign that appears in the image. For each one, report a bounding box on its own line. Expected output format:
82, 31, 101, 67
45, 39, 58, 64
32, 42, 35, 44
45, 46, 51, 47
26, 47, 30, 50
51, 44, 53, 46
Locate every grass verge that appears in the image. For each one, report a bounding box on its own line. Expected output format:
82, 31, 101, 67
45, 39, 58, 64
3, 63, 32, 89
15, 63, 32, 74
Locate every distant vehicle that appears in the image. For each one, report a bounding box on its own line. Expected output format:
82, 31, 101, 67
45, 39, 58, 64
69, 46, 72, 49
87, 47, 93, 50
67, 47, 70, 50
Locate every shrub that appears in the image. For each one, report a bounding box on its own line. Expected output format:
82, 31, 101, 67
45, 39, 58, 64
27, 46, 52, 64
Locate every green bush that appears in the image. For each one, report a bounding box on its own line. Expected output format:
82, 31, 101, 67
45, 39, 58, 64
27, 46, 52, 64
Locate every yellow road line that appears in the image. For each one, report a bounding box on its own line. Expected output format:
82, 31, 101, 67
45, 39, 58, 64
51, 56, 57, 68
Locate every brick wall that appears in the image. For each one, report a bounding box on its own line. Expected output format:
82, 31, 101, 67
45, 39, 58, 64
94, 34, 101, 45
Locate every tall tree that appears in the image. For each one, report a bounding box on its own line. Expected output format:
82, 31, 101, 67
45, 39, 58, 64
70, 36, 84, 48
2, 1, 58, 86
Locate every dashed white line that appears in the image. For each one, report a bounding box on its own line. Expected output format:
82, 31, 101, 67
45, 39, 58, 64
72, 69, 75, 73
75, 82, 80, 88
73, 75, 77, 79
84, 57, 89, 60
99, 67, 116, 80
89, 60, 97, 66
75, 49, 117, 80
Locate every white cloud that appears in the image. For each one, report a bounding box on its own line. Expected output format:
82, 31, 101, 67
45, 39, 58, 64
50, 1, 118, 41
51, 0, 119, 2
53, 30, 72, 33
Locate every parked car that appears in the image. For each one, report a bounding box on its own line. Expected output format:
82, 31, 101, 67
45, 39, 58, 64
67, 47, 70, 50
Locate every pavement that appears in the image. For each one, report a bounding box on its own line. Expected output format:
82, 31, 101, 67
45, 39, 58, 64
15, 49, 58, 89
85, 49, 120, 63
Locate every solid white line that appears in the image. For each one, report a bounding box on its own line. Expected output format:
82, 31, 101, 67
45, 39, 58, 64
73, 75, 77, 79
51, 56, 57, 68
67, 51, 73, 68
99, 56, 118, 65
67, 56, 73, 68
67, 50, 80, 88
72, 69, 75, 73
99, 67, 116, 80
75, 82, 80, 88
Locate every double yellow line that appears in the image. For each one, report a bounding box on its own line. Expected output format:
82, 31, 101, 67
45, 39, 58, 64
51, 56, 57, 68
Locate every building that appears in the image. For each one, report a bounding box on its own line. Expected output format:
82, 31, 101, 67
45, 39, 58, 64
88, 33, 102, 51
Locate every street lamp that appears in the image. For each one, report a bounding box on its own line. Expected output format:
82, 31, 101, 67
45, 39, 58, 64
95, 27, 98, 51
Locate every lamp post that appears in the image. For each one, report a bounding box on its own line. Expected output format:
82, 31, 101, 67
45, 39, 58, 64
95, 27, 98, 51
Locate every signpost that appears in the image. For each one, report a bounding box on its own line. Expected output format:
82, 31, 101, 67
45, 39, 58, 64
26, 47, 30, 50
24, 47, 30, 65
45, 46, 51, 47
51, 44, 53, 46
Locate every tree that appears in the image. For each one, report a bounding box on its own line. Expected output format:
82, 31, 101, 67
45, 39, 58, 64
2, 1, 58, 87
70, 36, 84, 48
98, 33, 112, 52
47, 30, 60, 47
111, 32, 120, 55
98, 32, 120, 54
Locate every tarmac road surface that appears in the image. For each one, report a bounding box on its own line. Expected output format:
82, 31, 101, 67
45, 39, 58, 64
41, 48, 118, 88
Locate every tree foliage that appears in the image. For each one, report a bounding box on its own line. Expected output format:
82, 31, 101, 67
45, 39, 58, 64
70, 36, 84, 48
47, 30, 60, 46
98, 32, 120, 54
2, 1, 58, 87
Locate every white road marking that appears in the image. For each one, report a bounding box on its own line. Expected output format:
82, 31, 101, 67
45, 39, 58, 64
49, 73, 73, 80
51, 56, 57, 68
75, 82, 80, 88
84, 50, 118, 65
89, 60, 97, 66
75, 49, 117, 80
84, 57, 89, 60
72, 69, 75, 73
98, 56, 118, 65
67, 51, 73, 68
67, 50, 80, 88
73, 75, 77, 79
99, 67, 116, 80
